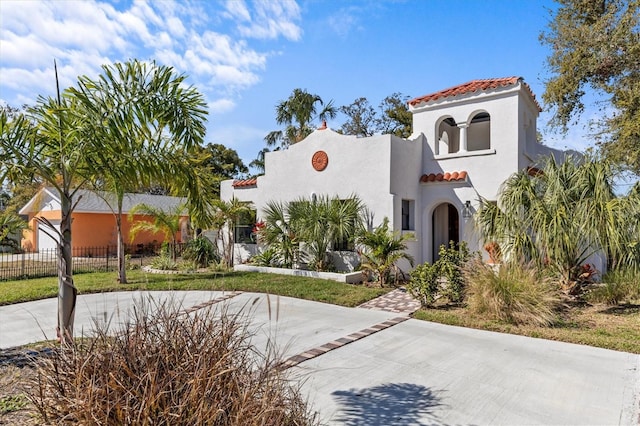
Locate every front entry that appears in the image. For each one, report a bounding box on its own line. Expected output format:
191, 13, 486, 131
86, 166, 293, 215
432, 203, 459, 262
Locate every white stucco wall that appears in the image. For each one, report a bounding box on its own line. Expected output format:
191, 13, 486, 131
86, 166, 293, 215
407, 82, 548, 263
223, 128, 397, 228
389, 135, 424, 270
223, 80, 577, 269
412, 86, 523, 201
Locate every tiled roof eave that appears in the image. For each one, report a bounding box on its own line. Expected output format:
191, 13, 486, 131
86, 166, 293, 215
232, 178, 259, 188
408, 77, 542, 112
419, 171, 468, 183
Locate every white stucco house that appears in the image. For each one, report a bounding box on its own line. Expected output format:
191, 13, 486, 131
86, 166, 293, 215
221, 77, 572, 271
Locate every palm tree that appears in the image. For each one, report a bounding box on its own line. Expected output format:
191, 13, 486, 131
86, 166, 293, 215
357, 217, 415, 287
213, 198, 253, 267
249, 147, 271, 174
260, 200, 300, 269
288, 195, 365, 271
128, 203, 185, 261
1, 80, 96, 344
265, 88, 337, 149
69, 60, 208, 284
0, 211, 27, 251
475, 155, 639, 290
0, 61, 208, 343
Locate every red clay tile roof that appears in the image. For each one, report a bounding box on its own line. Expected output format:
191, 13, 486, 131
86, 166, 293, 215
408, 77, 542, 112
527, 166, 543, 177
232, 178, 258, 188
419, 171, 468, 183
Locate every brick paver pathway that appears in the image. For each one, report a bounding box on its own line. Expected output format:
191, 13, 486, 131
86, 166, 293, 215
357, 287, 421, 315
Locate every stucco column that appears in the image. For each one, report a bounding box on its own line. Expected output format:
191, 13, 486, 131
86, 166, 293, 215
458, 122, 468, 152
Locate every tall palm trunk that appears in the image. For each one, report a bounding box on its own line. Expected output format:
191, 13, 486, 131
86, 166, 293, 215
115, 194, 127, 284
116, 213, 127, 283
57, 191, 77, 345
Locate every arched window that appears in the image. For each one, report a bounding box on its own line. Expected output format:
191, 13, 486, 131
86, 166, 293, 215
436, 117, 460, 154
467, 112, 490, 151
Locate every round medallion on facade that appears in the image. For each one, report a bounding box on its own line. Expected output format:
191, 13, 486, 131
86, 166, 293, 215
311, 150, 329, 171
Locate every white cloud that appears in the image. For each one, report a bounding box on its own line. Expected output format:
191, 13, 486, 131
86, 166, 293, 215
0, 0, 301, 121
233, 0, 302, 40
223, 0, 251, 22
322, 3, 379, 39
208, 98, 236, 114
325, 10, 362, 37
166, 16, 186, 38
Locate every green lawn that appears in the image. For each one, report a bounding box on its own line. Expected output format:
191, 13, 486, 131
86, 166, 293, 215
414, 303, 640, 354
2, 270, 638, 354
0, 270, 389, 308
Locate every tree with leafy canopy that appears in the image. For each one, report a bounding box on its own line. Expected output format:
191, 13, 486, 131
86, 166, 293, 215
339, 94, 413, 138
0, 60, 209, 343
339, 97, 378, 137
540, 0, 640, 174
264, 88, 337, 150
260, 200, 300, 269
1, 180, 41, 216
196, 143, 248, 195
376, 93, 413, 138
0, 176, 41, 253
249, 147, 270, 174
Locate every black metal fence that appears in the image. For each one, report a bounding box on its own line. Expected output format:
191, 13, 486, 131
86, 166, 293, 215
0, 243, 186, 281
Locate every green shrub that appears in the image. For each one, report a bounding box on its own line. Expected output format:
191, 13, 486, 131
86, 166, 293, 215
407, 241, 470, 307
250, 247, 280, 267
465, 260, 558, 326
125, 254, 141, 270
437, 241, 470, 302
29, 299, 318, 425
183, 236, 218, 268
587, 268, 640, 305
406, 262, 440, 307
150, 253, 178, 271
178, 260, 197, 272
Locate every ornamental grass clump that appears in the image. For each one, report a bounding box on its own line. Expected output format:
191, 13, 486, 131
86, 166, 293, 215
465, 260, 558, 326
587, 268, 640, 305
27, 298, 318, 426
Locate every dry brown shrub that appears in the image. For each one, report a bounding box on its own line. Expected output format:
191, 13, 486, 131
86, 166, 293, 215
27, 298, 318, 425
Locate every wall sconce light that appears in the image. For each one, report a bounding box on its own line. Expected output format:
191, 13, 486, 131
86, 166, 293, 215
462, 200, 473, 219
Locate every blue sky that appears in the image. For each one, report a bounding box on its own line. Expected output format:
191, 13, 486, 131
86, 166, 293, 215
1, 0, 596, 170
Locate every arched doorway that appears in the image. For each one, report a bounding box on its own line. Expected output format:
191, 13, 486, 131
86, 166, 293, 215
432, 203, 459, 262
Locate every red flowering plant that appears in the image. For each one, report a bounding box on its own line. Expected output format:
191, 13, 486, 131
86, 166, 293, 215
252, 221, 266, 243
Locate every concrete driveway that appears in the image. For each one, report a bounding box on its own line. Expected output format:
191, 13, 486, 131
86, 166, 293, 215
1, 291, 638, 425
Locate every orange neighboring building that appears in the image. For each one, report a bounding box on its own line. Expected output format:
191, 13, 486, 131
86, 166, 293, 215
20, 188, 189, 253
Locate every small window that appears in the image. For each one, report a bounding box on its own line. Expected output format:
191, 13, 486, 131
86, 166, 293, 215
333, 237, 354, 252
234, 209, 257, 243
402, 199, 415, 231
